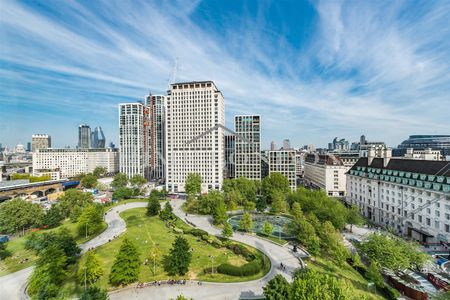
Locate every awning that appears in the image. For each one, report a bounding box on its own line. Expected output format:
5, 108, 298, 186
411, 227, 434, 237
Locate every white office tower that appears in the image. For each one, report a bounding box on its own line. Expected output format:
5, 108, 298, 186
146, 94, 166, 180
118, 102, 150, 179
235, 115, 261, 180
165, 81, 225, 193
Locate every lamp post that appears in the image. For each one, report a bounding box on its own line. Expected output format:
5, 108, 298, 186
210, 255, 215, 275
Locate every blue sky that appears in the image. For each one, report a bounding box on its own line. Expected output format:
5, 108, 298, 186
1, 0, 449, 149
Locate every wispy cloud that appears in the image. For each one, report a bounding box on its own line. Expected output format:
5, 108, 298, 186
0, 0, 449, 147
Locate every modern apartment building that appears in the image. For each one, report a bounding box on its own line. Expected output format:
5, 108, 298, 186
146, 94, 166, 180
225, 135, 235, 179
346, 148, 450, 244
165, 81, 225, 193
32, 148, 119, 179
78, 124, 91, 149
234, 115, 261, 181
268, 149, 297, 191
304, 153, 348, 197
31, 134, 51, 152
119, 102, 150, 179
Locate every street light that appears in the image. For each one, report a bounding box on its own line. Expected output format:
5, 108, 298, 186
209, 255, 215, 275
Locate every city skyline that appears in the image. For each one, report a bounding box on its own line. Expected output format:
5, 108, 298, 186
1, 1, 450, 148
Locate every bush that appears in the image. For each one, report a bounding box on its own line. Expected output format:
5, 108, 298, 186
189, 228, 208, 237
217, 259, 261, 276
378, 284, 400, 300
226, 243, 255, 261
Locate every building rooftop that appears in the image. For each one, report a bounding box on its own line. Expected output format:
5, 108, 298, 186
305, 154, 344, 166
350, 157, 450, 176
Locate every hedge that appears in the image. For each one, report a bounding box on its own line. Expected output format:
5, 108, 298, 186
217, 259, 262, 276
189, 228, 208, 237
226, 243, 255, 261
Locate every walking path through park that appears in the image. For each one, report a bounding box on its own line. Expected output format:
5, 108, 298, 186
0, 200, 303, 300
109, 198, 304, 300
0, 202, 147, 300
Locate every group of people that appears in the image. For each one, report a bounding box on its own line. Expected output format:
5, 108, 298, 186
280, 262, 286, 271
137, 279, 187, 288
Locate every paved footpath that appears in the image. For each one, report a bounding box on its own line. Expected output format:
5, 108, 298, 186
109, 199, 303, 300
0, 200, 303, 300
0, 202, 147, 300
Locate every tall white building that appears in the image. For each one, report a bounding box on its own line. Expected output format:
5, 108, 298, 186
234, 115, 261, 180
119, 102, 150, 179
32, 134, 51, 152
165, 81, 225, 193
32, 148, 119, 179
304, 153, 348, 197
269, 149, 297, 191
346, 148, 450, 244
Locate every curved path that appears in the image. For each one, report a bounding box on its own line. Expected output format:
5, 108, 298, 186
109, 199, 304, 300
0, 200, 304, 300
0, 202, 147, 300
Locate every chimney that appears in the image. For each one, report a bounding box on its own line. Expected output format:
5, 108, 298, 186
383, 147, 392, 167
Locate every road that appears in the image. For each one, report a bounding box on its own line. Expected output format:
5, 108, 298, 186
0, 202, 147, 300
109, 199, 303, 300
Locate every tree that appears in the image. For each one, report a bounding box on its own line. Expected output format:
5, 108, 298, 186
160, 202, 174, 221
270, 190, 287, 214
261, 173, 290, 203
222, 222, 233, 239
347, 205, 364, 232
112, 187, 134, 200
263, 221, 273, 236
28, 246, 67, 298
147, 193, 161, 216
170, 295, 193, 300
166, 236, 192, 275
239, 212, 253, 232
360, 232, 429, 271
0, 198, 44, 234
263, 274, 291, 300
80, 286, 109, 300
130, 174, 147, 189
58, 189, 93, 219
243, 200, 256, 211
78, 252, 103, 285
0, 242, 11, 260
42, 205, 64, 228
185, 173, 202, 196
111, 173, 128, 189
255, 197, 267, 212
213, 197, 228, 225
290, 269, 350, 299
81, 173, 98, 189
77, 205, 104, 237
224, 190, 242, 210
92, 166, 107, 178
109, 238, 141, 285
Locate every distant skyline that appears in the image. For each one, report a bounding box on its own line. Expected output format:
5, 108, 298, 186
1, 1, 449, 149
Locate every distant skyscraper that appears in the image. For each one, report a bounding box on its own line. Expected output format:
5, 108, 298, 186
32, 134, 51, 152
78, 124, 91, 149
26, 142, 31, 152
91, 126, 106, 148
119, 103, 150, 179
108, 142, 116, 148
165, 81, 225, 193
270, 141, 277, 151
282, 139, 291, 150
235, 115, 261, 180
146, 94, 166, 180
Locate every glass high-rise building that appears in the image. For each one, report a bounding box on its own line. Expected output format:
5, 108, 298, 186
234, 115, 261, 181
396, 135, 450, 157
78, 124, 91, 149
91, 126, 106, 148
146, 94, 166, 180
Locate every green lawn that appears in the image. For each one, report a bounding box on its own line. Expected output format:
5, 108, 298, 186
64, 207, 270, 295
307, 257, 385, 300
0, 220, 106, 276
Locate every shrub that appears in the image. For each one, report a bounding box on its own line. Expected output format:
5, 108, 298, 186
189, 228, 208, 237
217, 259, 261, 276
226, 243, 255, 261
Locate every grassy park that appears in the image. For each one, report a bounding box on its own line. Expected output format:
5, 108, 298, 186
75, 207, 269, 292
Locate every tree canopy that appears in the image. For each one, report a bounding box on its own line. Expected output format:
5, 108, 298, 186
58, 189, 93, 220
147, 192, 161, 216
0, 199, 44, 233
111, 172, 128, 189
166, 236, 192, 275
261, 172, 290, 203
92, 166, 107, 178
185, 173, 202, 196
263, 274, 291, 300
77, 205, 104, 237
130, 174, 147, 189
81, 173, 98, 189
109, 238, 141, 285
78, 252, 103, 285
239, 212, 253, 232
